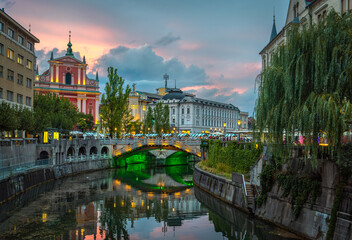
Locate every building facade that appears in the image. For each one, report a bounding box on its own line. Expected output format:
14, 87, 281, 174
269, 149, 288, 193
150, 88, 241, 134
128, 84, 162, 122
0, 8, 39, 109
239, 112, 249, 130
34, 40, 100, 124
260, 0, 343, 70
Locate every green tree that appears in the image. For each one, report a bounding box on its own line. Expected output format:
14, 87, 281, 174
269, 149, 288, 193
77, 113, 94, 132
143, 106, 153, 133
100, 67, 131, 138
255, 11, 352, 165
18, 107, 34, 134
33, 93, 80, 133
154, 102, 164, 134
162, 104, 170, 133
0, 102, 19, 136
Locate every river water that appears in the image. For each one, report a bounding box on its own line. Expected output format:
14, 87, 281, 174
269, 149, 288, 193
0, 163, 301, 240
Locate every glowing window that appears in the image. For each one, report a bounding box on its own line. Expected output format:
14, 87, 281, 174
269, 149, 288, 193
131, 105, 137, 109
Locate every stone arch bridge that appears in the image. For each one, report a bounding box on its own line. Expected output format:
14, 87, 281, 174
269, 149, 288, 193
113, 138, 201, 158
36, 138, 201, 165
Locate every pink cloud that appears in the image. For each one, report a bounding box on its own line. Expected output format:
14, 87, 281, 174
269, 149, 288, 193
179, 42, 203, 51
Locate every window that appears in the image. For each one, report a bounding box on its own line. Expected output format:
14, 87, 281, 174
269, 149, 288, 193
7, 69, 14, 81
26, 97, 31, 107
181, 118, 184, 125
27, 41, 33, 51
26, 59, 32, 69
182, 108, 184, 114
0, 22, 3, 32
7, 49, 14, 60
342, 0, 347, 13
18, 35, 24, 45
0, 65, 3, 77
172, 117, 175, 123
0, 88, 2, 99
142, 105, 146, 111
26, 78, 32, 88
187, 108, 190, 114
17, 54, 23, 65
65, 72, 71, 84
7, 90, 13, 101
17, 94, 23, 104
89, 108, 93, 115
0, 43, 3, 55
293, 2, 299, 18
8, 28, 14, 39
172, 108, 175, 114
131, 105, 137, 109
17, 74, 23, 85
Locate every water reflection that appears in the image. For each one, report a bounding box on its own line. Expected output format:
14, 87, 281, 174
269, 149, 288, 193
0, 163, 300, 240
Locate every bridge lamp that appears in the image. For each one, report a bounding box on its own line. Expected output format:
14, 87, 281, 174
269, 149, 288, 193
237, 119, 241, 141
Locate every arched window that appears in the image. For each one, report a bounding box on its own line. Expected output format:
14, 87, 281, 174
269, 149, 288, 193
66, 73, 71, 85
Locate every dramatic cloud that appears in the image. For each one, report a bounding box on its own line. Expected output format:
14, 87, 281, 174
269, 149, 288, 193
155, 33, 181, 47
93, 44, 208, 92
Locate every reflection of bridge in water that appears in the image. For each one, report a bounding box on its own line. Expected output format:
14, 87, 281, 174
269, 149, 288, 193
113, 138, 201, 158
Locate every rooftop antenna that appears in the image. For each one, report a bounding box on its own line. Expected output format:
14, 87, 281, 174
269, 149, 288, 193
29, 24, 31, 32
163, 73, 169, 89
69, 30, 71, 42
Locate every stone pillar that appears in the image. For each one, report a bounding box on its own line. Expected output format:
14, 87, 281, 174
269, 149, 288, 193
82, 98, 87, 114
83, 69, 86, 85
56, 65, 59, 83
78, 68, 81, 85
95, 99, 99, 124
77, 98, 81, 112
50, 65, 53, 82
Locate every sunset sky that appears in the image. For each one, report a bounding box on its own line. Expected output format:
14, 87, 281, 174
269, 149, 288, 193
2, 0, 289, 115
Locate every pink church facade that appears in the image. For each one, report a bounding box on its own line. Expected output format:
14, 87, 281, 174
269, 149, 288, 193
34, 41, 100, 124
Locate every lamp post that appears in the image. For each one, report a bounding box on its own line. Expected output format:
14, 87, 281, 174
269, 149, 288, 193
223, 122, 226, 136
237, 119, 241, 141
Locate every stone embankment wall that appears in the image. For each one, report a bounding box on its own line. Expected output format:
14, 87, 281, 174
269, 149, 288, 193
0, 158, 110, 204
194, 159, 352, 239
193, 165, 247, 212
255, 160, 338, 239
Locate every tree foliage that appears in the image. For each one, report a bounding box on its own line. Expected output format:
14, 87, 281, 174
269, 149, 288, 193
255, 11, 352, 164
162, 105, 170, 133
153, 102, 164, 134
33, 93, 79, 133
100, 67, 131, 137
143, 106, 153, 133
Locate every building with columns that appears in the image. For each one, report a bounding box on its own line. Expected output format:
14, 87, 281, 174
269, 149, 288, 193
34, 38, 100, 124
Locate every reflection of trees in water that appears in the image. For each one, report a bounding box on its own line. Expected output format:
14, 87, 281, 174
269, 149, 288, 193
99, 196, 131, 240
0, 210, 77, 240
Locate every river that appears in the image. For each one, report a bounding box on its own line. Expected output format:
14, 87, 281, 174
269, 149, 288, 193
0, 162, 301, 240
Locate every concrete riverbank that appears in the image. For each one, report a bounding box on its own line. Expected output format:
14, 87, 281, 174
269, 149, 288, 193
0, 158, 110, 204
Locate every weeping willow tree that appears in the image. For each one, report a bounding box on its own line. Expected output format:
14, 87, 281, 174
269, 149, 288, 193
255, 11, 352, 165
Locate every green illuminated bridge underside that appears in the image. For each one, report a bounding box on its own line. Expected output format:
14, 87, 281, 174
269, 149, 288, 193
114, 139, 201, 158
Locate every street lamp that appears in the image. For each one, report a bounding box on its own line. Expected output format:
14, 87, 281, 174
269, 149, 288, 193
237, 119, 241, 141
223, 122, 226, 136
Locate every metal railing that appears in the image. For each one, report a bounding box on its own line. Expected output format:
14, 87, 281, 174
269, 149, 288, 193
0, 157, 53, 180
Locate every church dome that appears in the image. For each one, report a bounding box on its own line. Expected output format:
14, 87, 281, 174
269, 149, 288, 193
162, 88, 185, 100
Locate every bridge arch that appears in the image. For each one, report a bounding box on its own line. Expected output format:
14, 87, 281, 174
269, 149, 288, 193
78, 147, 86, 156
67, 147, 75, 157
39, 151, 49, 160
90, 146, 98, 155
101, 146, 109, 155
114, 139, 201, 158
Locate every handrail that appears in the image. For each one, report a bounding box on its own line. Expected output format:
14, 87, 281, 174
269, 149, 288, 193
241, 174, 248, 207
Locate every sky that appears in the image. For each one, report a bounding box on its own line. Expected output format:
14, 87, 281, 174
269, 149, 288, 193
2, 0, 289, 116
